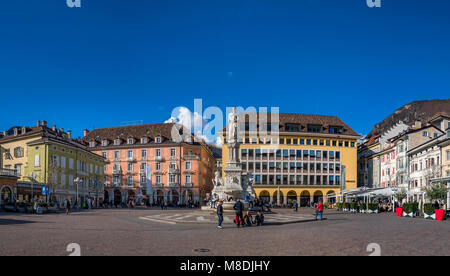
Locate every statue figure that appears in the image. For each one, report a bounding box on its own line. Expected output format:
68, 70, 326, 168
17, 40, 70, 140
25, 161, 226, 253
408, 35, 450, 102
213, 170, 222, 187
228, 108, 238, 142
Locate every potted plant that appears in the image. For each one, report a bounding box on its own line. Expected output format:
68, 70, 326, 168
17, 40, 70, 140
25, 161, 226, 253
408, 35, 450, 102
423, 203, 436, 220
343, 202, 350, 212
394, 189, 407, 217
336, 202, 343, 211
402, 203, 418, 217
424, 182, 447, 221
349, 202, 358, 213
367, 203, 379, 214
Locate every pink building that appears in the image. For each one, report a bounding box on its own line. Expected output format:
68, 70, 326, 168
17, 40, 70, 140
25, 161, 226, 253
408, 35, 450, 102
83, 123, 216, 206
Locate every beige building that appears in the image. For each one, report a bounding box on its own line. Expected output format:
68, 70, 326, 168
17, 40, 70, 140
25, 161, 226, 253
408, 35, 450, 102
0, 122, 49, 180
439, 132, 450, 178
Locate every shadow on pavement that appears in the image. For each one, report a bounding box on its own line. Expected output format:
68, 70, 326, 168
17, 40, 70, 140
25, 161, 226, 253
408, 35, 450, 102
0, 218, 36, 225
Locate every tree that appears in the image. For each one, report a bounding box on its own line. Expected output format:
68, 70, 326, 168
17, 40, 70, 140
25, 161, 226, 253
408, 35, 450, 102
424, 182, 448, 202
394, 188, 407, 202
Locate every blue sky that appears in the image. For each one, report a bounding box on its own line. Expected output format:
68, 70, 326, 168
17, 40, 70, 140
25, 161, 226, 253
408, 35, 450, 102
1, 0, 449, 141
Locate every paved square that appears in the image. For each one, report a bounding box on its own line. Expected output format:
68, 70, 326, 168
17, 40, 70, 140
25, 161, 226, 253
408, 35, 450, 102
0, 208, 449, 256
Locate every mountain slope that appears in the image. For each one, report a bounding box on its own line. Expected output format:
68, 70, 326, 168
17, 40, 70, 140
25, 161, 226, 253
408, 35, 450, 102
368, 99, 450, 137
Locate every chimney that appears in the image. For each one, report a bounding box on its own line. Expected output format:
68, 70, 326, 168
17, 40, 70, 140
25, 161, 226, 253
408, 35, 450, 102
413, 120, 422, 129
60, 128, 64, 133
68, 131, 72, 140
21, 126, 26, 134
42, 121, 47, 127
83, 129, 89, 137
3, 131, 6, 136
37, 120, 41, 127
52, 125, 56, 131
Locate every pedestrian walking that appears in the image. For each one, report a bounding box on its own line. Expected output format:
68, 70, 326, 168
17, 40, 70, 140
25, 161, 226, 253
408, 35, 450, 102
65, 199, 71, 215
294, 201, 299, 212
234, 199, 244, 228
315, 200, 324, 221
217, 200, 224, 229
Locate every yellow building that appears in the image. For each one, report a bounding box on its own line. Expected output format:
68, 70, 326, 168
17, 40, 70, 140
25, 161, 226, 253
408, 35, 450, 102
1, 121, 105, 206
0, 123, 45, 180
221, 113, 359, 206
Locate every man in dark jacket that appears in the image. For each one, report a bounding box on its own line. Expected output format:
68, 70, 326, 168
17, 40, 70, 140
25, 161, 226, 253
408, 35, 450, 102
234, 199, 244, 228
217, 201, 224, 229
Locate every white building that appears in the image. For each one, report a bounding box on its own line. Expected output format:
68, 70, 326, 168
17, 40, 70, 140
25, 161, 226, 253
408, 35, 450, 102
408, 136, 444, 202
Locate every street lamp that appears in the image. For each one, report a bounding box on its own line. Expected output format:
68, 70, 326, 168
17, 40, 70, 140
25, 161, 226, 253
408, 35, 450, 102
74, 177, 81, 209
26, 173, 37, 203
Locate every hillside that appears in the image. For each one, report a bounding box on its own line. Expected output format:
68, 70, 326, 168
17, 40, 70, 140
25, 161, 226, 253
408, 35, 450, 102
367, 99, 450, 137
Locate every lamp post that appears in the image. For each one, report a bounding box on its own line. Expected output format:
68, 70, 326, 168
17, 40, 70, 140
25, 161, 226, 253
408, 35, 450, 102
25, 173, 37, 203
74, 177, 81, 209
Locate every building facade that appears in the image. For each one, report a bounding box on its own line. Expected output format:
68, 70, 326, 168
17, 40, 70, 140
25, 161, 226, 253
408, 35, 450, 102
83, 123, 216, 206
221, 113, 360, 206
0, 121, 105, 206
0, 168, 18, 206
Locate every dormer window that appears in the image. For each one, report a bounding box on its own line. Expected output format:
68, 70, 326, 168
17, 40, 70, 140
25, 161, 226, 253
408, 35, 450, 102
329, 126, 343, 134
102, 140, 108, 147
141, 137, 147, 144
128, 138, 134, 145
89, 142, 95, 148
286, 123, 302, 132
114, 139, 120, 146
156, 137, 162, 143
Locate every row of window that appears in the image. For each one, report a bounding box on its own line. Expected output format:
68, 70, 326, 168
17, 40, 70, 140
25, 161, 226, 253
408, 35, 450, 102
113, 161, 192, 172
91, 137, 164, 148
103, 148, 181, 160
241, 149, 341, 159
50, 174, 103, 190
237, 137, 355, 147
242, 162, 341, 173
253, 174, 341, 186
411, 156, 440, 172
112, 174, 193, 186
239, 123, 344, 135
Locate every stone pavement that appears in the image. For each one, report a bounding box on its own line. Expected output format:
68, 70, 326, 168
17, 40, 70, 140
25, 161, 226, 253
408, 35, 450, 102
1, 208, 449, 256
139, 211, 320, 225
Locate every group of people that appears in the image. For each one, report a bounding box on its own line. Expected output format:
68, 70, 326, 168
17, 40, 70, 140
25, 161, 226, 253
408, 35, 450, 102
216, 199, 265, 229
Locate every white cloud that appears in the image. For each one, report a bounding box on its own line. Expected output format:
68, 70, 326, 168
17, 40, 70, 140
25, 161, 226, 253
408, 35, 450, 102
165, 107, 222, 147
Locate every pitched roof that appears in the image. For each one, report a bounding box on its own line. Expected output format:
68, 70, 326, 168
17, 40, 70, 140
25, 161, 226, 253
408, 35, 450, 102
224, 113, 359, 137
428, 112, 450, 123
83, 123, 180, 143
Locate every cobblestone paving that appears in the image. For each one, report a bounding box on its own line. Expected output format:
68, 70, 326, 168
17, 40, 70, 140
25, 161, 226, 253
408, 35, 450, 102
0, 208, 449, 256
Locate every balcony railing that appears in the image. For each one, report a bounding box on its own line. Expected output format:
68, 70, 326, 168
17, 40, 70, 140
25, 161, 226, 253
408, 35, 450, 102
184, 155, 200, 161
0, 168, 18, 177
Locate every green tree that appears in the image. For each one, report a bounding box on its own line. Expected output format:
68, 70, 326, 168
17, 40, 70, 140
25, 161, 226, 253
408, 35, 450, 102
394, 188, 407, 202
424, 182, 448, 201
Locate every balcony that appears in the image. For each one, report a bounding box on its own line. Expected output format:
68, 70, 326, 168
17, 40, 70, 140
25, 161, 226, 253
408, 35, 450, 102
184, 155, 200, 161
154, 183, 163, 188
169, 182, 180, 188
0, 168, 18, 177
126, 157, 137, 163
111, 181, 122, 187
169, 168, 180, 174
155, 156, 164, 162
184, 182, 193, 188
112, 168, 122, 175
